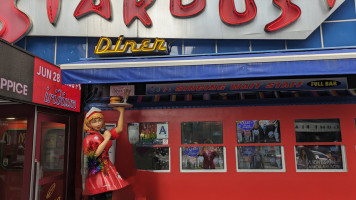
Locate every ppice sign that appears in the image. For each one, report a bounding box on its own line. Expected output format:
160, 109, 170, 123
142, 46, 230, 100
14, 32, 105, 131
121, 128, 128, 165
0, 40, 81, 112
0, 0, 345, 43
0, 41, 34, 102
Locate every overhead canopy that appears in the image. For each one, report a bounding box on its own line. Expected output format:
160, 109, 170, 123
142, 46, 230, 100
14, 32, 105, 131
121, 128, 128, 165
60, 48, 356, 84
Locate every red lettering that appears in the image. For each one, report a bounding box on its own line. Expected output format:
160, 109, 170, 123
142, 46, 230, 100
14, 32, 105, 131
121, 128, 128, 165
290, 82, 296, 88
197, 85, 204, 91
176, 86, 183, 91
218, 85, 226, 90
170, 0, 206, 17
275, 82, 282, 88
0, 0, 32, 43
47, 0, 61, 25
209, 85, 217, 90
296, 82, 303, 88
74, 0, 111, 20
219, 0, 257, 25
327, 0, 336, 8
230, 84, 242, 90
241, 84, 249, 89
188, 85, 196, 91
124, 0, 154, 27
266, 82, 275, 88
265, 0, 301, 32
255, 83, 262, 89
280, 82, 289, 88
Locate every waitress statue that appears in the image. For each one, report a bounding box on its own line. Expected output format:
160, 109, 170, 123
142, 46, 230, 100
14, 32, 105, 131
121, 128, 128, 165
83, 106, 129, 200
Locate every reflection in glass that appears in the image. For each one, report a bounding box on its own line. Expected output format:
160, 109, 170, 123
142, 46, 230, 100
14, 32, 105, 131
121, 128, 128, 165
237, 146, 283, 170
181, 146, 225, 170
295, 119, 341, 142
181, 121, 223, 144
237, 120, 280, 143
295, 145, 344, 170
39, 122, 66, 200
133, 147, 169, 171
41, 123, 65, 170
0, 118, 27, 200
128, 122, 168, 145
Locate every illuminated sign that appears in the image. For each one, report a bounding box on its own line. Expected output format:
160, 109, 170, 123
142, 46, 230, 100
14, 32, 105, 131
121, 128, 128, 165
0, 0, 345, 42
0, 0, 32, 43
47, 0, 61, 25
94, 36, 168, 56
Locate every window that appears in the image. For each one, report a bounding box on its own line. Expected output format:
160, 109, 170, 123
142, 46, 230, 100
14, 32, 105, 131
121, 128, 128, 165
237, 120, 281, 143
0, 119, 27, 170
236, 146, 285, 172
294, 119, 346, 172
180, 121, 226, 172
236, 120, 285, 172
128, 122, 170, 172
181, 121, 223, 144
295, 119, 341, 142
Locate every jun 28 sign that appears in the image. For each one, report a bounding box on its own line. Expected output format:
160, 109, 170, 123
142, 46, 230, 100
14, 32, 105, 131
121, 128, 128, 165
0, 0, 345, 43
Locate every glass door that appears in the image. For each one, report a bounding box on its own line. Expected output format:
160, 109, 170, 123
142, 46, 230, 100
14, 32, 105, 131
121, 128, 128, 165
34, 112, 68, 200
0, 104, 35, 200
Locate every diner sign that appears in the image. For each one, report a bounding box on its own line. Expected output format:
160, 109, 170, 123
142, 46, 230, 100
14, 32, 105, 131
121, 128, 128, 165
95, 36, 168, 56
0, 0, 345, 43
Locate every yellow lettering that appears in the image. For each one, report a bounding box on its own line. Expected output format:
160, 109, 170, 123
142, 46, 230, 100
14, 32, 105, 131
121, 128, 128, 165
156, 38, 167, 51
94, 36, 167, 55
113, 36, 124, 52
18, 132, 26, 144
94, 37, 112, 54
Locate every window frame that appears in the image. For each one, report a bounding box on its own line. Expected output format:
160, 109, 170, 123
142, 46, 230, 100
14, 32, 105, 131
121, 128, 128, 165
294, 118, 347, 172
128, 121, 171, 172
179, 145, 227, 173
235, 145, 286, 172
235, 119, 286, 172
180, 121, 226, 173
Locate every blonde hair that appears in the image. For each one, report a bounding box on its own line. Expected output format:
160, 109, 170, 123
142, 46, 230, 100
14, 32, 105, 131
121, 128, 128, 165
83, 112, 106, 131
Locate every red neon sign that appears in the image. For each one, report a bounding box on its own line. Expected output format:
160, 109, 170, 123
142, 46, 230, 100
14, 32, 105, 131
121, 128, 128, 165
74, 0, 111, 20
0, 0, 341, 43
0, 0, 32, 43
170, 0, 206, 17
327, 0, 336, 8
47, 0, 61, 25
265, 0, 301, 32
124, 0, 154, 27
219, 0, 257, 25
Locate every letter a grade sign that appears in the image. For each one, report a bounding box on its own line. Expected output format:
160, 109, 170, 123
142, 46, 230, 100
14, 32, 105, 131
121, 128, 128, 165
157, 123, 169, 139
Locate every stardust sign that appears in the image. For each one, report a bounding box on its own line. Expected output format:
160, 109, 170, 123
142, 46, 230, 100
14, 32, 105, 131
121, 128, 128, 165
0, 0, 345, 43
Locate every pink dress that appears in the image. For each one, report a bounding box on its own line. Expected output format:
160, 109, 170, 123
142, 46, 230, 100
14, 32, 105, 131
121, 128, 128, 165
83, 129, 129, 195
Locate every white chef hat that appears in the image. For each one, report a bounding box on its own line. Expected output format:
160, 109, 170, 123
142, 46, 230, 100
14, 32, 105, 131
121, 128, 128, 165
85, 107, 102, 119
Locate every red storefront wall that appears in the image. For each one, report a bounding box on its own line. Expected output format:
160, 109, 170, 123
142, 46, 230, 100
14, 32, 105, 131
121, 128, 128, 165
75, 104, 356, 200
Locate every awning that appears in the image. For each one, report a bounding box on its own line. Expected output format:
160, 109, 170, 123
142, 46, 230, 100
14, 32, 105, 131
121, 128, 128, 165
60, 48, 356, 84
